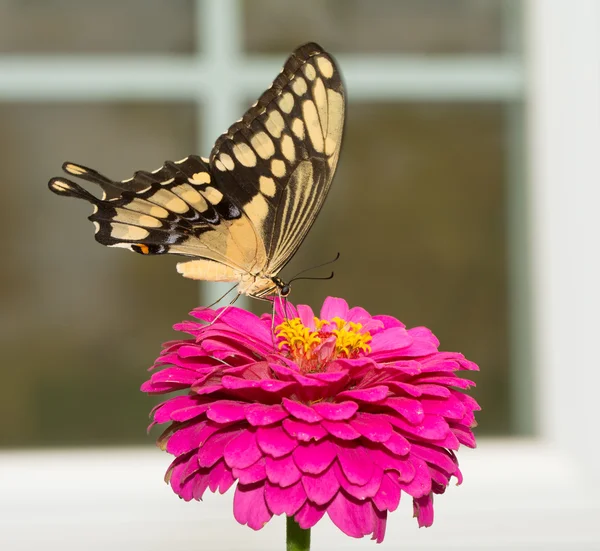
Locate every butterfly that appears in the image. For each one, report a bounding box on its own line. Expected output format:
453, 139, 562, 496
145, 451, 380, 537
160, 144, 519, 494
48, 42, 345, 300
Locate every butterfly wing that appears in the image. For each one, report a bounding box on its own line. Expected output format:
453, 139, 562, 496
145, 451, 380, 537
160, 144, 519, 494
48, 42, 345, 293
49, 156, 265, 276
208, 42, 346, 275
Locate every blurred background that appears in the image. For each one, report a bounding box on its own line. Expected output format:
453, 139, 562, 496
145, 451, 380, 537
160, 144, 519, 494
1, 0, 598, 549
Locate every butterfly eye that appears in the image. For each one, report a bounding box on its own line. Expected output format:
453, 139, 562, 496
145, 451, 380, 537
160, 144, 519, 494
280, 284, 291, 297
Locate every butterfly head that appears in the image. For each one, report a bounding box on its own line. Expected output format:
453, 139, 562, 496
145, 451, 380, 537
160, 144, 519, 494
272, 276, 291, 298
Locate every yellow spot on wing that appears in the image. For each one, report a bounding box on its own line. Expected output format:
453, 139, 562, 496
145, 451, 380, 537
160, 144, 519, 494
251, 132, 275, 159
148, 189, 188, 213
128, 198, 169, 219
219, 153, 235, 171
280, 134, 295, 163
171, 184, 208, 212
190, 172, 211, 184
291, 118, 305, 139
271, 159, 286, 178
303, 63, 316, 81
203, 186, 223, 204
292, 77, 307, 96
110, 223, 150, 240
316, 56, 334, 78
64, 163, 87, 175
302, 99, 324, 153
113, 208, 162, 228
278, 92, 294, 114
265, 110, 285, 138
233, 142, 257, 167
259, 176, 277, 198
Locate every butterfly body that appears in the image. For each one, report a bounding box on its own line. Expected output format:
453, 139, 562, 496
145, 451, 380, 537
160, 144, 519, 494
49, 43, 345, 300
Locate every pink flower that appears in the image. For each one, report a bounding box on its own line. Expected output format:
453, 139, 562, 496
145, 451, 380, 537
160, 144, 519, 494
142, 297, 479, 542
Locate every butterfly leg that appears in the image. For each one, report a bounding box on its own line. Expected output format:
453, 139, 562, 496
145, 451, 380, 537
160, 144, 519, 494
206, 292, 242, 326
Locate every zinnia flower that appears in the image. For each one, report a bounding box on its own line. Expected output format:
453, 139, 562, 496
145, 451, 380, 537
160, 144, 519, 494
142, 297, 479, 542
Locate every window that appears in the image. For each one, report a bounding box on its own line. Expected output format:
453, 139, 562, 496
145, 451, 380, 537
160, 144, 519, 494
2, 0, 598, 548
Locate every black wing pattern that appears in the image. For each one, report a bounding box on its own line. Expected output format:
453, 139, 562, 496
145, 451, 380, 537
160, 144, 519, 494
48, 42, 345, 289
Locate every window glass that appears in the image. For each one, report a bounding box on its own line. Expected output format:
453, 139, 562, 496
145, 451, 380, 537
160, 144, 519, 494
244, 0, 506, 54
254, 102, 512, 435
0, 0, 195, 54
0, 102, 198, 447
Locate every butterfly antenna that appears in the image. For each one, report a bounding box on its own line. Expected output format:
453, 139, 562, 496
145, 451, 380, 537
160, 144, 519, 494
290, 271, 335, 283
289, 252, 340, 283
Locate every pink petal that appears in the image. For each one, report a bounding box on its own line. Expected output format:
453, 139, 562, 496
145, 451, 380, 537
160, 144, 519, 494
282, 398, 322, 422
380, 431, 411, 455
282, 418, 328, 442
413, 493, 434, 527
335, 462, 383, 500
245, 404, 288, 426
293, 500, 327, 530
223, 430, 262, 469
399, 458, 432, 498
421, 395, 466, 420
370, 327, 412, 355
369, 447, 415, 482
221, 376, 295, 394
320, 297, 349, 320
337, 443, 374, 485
293, 439, 337, 474
312, 401, 358, 420
207, 401, 247, 423
197, 428, 242, 468
232, 458, 267, 484
388, 414, 450, 441
322, 420, 361, 440
233, 483, 272, 530
349, 413, 393, 443
383, 397, 424, 424
410, 444, 457, 474
337, 386, 389, 403
345, 306, 372, 325
256, 425, 297, 457
207, 460, 235, 494
165, 421, 220, 455
301, 462, 340, 505
373, 472, 401, 512
326, 491, 375, 539
264, 480, 307, 516
297, 304, 316, 329
265, 454, 302, 487
152, 396, 210, 423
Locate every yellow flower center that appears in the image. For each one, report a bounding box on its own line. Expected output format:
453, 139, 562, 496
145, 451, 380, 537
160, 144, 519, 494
275, 316, 372, 372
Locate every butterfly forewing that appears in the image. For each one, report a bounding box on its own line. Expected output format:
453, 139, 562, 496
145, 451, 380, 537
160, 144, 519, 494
209, 42, 345, 275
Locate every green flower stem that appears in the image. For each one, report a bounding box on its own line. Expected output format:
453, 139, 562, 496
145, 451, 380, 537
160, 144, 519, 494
286, 516, 310, 551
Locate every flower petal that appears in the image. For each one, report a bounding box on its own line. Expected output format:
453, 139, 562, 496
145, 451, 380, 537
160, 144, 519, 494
322, 420, 361, 440
207, 460, 235, 494
197, 428, 243, 467
301, 463, 340, 505
313, 401, 358, 420
256, 425, 297, 457
326, 491, 376, 539
320, 297, 349, 320
282, 418, 328, 442
223, 430, 262, 469
232, 458, 267, 485
282, 398, 322, 422
337, 443, 374, 485
337, 386, 389, 403
233, 483, 272, 530
207, 400, 247, 423
413, 493, 434, 527
245, 404, 288, 426
265, 454, 302, 487
293, 439, 337, 474
349, 413, 393, 443
293, 500, 327, 530
373, 472, 401, 512
265, 480, 307, 516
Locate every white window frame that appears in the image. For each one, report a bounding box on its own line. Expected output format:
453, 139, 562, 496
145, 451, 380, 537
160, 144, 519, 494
2, 0, 599, 548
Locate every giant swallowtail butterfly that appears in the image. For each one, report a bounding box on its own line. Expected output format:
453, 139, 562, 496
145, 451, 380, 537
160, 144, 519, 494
49, 43, 345, 300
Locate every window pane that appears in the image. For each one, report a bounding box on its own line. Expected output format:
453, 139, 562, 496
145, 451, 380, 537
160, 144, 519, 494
254, 102, 512, 435
244, 0, 506, 54
0, 0, 195, 54
1, 102, 198, 447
